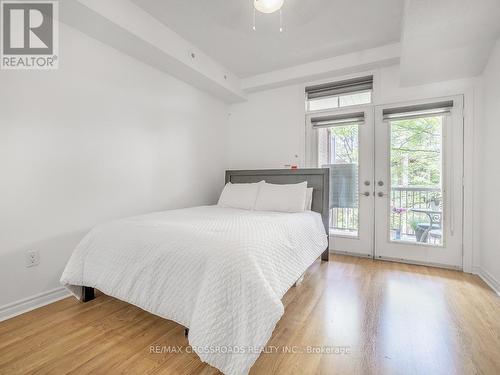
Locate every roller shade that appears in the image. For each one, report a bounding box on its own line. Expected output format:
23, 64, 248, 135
383, 100, 454, 121
322, 164, 358, 209
306, 76, 373, 100
311, 112, 365, 128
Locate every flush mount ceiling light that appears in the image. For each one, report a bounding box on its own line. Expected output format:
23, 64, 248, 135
254, 0, 284, 14
252, 0, 285, 32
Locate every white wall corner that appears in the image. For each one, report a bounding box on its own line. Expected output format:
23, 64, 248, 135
462, 86, 478, 274
473, 266, 500, 296
0, 287, 71, 322
399, 0, 500, 87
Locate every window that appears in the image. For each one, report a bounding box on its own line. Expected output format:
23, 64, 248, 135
312, 112, 365, 237
388, 115, 444, 245
318, 123, 360, 237
306, 76, 373, 112
383, 100, 452, 246
308, 91, 372, 112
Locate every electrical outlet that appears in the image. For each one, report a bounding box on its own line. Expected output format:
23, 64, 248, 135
26, 250, 40, 267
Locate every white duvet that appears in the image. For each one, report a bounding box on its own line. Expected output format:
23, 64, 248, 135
60, 205, 328, 375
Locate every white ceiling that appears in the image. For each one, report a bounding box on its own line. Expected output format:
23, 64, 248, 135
61, 0, 500, 102
131, 0, 404, 78
400, 0, 500, 86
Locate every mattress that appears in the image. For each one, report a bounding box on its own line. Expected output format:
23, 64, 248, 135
61, 205, 328, 375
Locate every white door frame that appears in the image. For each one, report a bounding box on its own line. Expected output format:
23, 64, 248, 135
304, 88, 475, 272
373, 95, 464, 269
305, 105, 375, 257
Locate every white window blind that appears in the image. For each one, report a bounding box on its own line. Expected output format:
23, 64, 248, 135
383, 100, 454, 121
310, 112, 365, 128
305, 76, 373, 100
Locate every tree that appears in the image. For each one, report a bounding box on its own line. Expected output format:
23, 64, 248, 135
390, 116, 442, 188
330, 125, 358, 164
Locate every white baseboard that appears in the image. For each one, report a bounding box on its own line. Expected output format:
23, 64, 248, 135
473, 266, 500, 296
376, 256, 462, 271
330, 250, 373, 258
0, 287, 71, 322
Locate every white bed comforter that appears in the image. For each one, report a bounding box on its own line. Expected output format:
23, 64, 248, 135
60, 205, 328, 375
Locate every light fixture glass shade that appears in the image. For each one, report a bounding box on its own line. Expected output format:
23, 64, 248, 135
254, 0, 284, 14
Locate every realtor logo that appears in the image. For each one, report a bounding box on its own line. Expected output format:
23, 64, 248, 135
1, 1, 58, 69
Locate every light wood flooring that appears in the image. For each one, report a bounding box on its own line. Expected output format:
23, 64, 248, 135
1, 255, 499, 375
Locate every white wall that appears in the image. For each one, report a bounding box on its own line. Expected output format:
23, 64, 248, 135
0, 24, 228, 310
478, 38, 500, 292
227, 85, 305, 169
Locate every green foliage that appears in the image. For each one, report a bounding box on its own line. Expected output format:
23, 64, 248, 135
409, 218, 419, 231
390, 116, 442, 187
328, 117, 442, 188
329, 124, 359, 164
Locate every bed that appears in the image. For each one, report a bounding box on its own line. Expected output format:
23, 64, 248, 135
60, 168, 330, 375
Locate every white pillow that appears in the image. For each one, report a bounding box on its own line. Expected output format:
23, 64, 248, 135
304, 188, 313, 211
217, 181, 264, 210
254, 182, 308, 213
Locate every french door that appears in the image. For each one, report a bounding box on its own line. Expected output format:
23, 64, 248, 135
306, 106, 374, 257
373, 97, 463, 268
306, 96, 464, 268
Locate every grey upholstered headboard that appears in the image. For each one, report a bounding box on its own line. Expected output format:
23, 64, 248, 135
225, 169, 330, 232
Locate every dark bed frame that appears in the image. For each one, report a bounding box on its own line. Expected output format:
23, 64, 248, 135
80, 168, 331, 326
225, 168, 330, 257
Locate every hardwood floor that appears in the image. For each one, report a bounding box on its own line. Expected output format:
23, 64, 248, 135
1, 255, 499, 375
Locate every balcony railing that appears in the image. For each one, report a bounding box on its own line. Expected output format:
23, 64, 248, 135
390, 186, 441, 236
330, 206, 358, 233
330, 186, 441, 236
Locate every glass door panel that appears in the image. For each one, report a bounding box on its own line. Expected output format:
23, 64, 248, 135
389, 116, 444, 246
318, 124, 360, 237
306, 107, 374, 258
374, 97, 464, 268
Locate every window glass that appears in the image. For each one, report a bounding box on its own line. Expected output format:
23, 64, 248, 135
307, 91, 371, 112
389, 115, 444, 246
308, 96, 339, 111
318, 124, 360, 237
339, 91, 372, 107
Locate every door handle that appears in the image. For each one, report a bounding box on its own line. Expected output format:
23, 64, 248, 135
377, 192, 385, 197
360, 191, 371, 197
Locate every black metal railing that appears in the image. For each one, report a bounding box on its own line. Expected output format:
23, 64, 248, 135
390, 186, 441, 236
330, 186, 441, 236
330, 207, 358, 233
